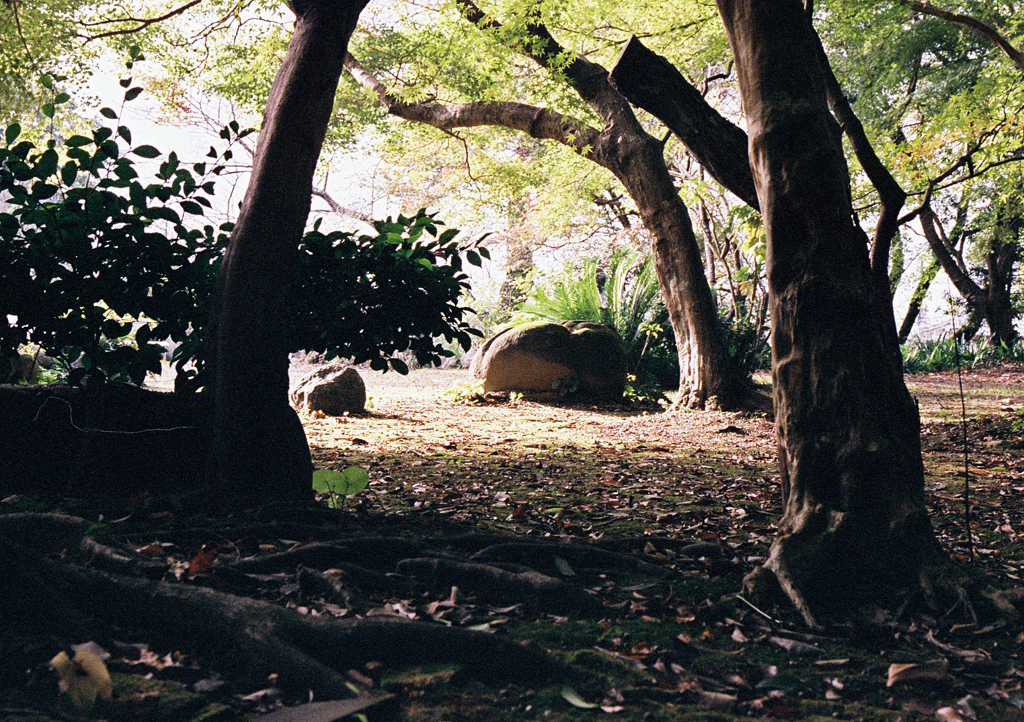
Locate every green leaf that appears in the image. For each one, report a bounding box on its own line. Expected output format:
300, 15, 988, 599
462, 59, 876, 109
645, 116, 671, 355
131, 145, 161, 159
553, 556, 576, 576
99, 108, 118, 120
54, 92, 71, 104
42, 103, 55, 119
5, 123, 21, 144
466, 250, 481, 266
559, 686, 598, 709
312, 467, 370, 496
124, 87, 144, 102
60, 161, 78, 186
389, 357, 410, 374
40, 74, 53, 90
65, 135, 93, 148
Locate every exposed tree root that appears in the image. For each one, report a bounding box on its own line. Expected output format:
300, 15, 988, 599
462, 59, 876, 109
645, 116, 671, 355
396, 557, 604, 615
470, 541, 676, 577
1, 538, 587, 696
743, 532, 1023, 630
1, 513, 609, 697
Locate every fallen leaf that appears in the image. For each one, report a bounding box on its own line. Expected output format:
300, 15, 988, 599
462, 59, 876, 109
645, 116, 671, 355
50, 648, 113, 712
935, 706, 965, 722
188, 544, 221, 577
769, 636, 825, 656
886, 658, 949, 687
560, 685, 599, 709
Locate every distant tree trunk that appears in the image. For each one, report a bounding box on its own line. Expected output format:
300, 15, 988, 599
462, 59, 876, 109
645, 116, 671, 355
715, 0, 951, 624
206, 0, 368, 502
919, 205, 1020, 346
897, 255, 940, 344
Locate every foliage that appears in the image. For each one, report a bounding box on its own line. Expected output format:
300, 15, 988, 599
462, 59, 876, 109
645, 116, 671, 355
515, 249, 678, 389
0, 60, 240, 385
312, 466, 370, 508
1, 69, 486, 385
289, 210, 487, 374
901, 336, 1024, 374
718, 301, 771, 375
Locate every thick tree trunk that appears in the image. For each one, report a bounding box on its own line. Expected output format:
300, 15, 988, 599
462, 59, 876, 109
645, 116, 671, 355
207, 0, 368, 502
597, 124, 744, 408
715, 0, 950, 623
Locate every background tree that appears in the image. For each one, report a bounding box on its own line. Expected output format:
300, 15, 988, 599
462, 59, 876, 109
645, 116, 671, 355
817, 0, 1023, 341
336, 0, 750, 409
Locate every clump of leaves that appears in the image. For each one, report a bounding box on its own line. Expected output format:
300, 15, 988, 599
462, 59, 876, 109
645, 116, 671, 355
902, 336, 1024, 374
312, 466, 370, 508
2, 59, 487, 388
444, 382, 487, 404
0, 53, 241, 384
515, 249, 678, 391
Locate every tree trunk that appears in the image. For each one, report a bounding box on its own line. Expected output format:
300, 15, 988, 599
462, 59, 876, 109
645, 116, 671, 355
897, 255, 940, 344
206, 0, 368, 502
715, 0, 950, 624
919, 205, 1020, 346
597, 124, 743, 408
985, 239, 1019, 345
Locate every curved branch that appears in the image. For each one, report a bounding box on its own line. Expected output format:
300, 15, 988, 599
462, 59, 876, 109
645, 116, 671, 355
901, 1, 1024, 71
453, 0, 633, 126
78, 0, 207, 41
919, 203, 984, 304
344, 54, 601, 163
608, 36, 759, 210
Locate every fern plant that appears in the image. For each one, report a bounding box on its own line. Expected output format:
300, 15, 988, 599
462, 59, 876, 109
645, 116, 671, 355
516, 249, 678, 388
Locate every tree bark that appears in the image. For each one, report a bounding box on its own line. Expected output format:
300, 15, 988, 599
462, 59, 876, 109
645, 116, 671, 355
206, 0, 368, 502
715, 0, 950, 624
608, 36, 759, 211
346, 16, 747, 408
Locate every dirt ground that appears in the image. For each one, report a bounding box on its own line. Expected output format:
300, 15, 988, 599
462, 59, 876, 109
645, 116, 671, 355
5, 362, 1019, 722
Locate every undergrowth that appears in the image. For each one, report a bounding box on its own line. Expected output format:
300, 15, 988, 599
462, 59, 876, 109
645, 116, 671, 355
902, 336, 1024, 374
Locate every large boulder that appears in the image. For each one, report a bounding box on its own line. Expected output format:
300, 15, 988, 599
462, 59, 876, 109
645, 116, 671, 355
290, 363, 366, 415
471, 321, 628, 397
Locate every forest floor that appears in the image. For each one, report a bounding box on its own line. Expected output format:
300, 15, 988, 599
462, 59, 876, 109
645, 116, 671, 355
3, 364, 1024, 722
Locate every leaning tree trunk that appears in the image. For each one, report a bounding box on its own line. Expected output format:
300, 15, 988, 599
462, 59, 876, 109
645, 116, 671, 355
206, 0, 369, 502
715, 0, 952, 624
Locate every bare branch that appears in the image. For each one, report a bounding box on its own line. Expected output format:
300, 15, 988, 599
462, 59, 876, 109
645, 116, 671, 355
901, 1, 1024, 71
78, 0, 206, 41
310, 187, 373, 223
344, 54, 602, 163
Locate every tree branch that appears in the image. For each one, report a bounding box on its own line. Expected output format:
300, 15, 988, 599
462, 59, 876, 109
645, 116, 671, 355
807, 23, 907, 280
453, 0, 632, 126
919, 203, 984, 304
344, 54, 602, 163
310, 187, 373, 223
901, 1, 1024, 71
608, 36, 759, 210
78, 0, 207, 41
